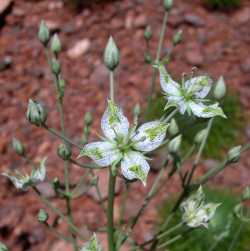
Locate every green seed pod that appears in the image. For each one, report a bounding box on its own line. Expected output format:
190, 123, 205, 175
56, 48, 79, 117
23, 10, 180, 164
164, 0, 173, 11
38, 209, 48, 223
38, 20, 50, 46
172, 30, 183, 46
51, 34, 62, 54
242, 186, 250, 201
227, 145, 242, 163
168, 135, 182, 153
57, 143, 72, 160
144, 25, 152, 41
12, 137, 25, 156
168, 119, 179, 136
26, 99, 48, 127
84, 111, 93, 126
214, 76, 226, 100
51, 58, 61, 75
194, 129, 207, 144
103, 36, 120, 71
0, 242, 8, 251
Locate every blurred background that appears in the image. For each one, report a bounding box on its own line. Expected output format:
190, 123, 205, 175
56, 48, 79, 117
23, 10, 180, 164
0, 0, 250, 250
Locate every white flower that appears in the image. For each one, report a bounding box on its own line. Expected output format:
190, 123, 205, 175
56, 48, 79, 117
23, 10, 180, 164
2, 158, 47, 190
79, 100, 168, 185
181, 186, 220, 228
80, 233, 102, 251
157, 64, 226, 118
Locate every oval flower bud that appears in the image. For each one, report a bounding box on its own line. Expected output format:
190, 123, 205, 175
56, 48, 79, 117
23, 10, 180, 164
103, 36, 120, 71
38, 20, 50, 46
164, 0, 173, 11
172, 30, 183, 46
168, 118, 179, 136
51, 34, 62, 54
168, 135, 182, 153
38, 209, 48, 223
84, 111, 93, 126
12, 137, 25, 156
26, 99, 48, 127
133, 103, 141, 118
214, 76, 226, 99
144, 25, 152, 41
57, 143, 72, 160
194, 128, 207, 144
51, 58, 61, 75
242, 186, 250, 201
227, 145, 242, 163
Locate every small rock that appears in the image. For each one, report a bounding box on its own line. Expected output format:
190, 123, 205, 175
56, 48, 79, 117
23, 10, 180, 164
125, 11, 133, 29
185, 49, 204, 66
241, 58, 250, 73
67, 39, 90, 59
0, 0, 12, 17
28, 226, 45, 244
134, 14, 147, 28
45, 20, 61, 33
36, 182, 56, 198
184, 14, 205, 27
0, 56, 12, 71
111, 18, 124, 30
89, 64, 108, 87
245, 125, 250, 139
51, 240, 72, 251
233, 7, 250, 25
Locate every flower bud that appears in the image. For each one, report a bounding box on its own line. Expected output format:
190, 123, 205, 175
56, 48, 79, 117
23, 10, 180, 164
0, 242, 8, 251
58, 76, 65, 100
242, 186, 250, 201
38, 20, 50, 46
214, 76, 226, 100
12, 137, 25, 156
38, 209, 48, 223
51, 58, 61, 75
164, 0, 173, 11
172, 30, 183, 46
84, 111, 93, 126
144, 25, 152, 41
133, 103, 141, 117
57, 143, 72, 160
227, 145, 242, 163
194, 129, 207, 144
168, 119, 179, 136
144, 52, 153, 64
168, 135, 182, 153
51, 34, 62, 54
26, 99, 48, 127
103, 36, 120, 71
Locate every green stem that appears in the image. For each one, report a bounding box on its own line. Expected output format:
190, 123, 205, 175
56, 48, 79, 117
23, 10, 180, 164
157, 234, 182, 249
107, 170, 116, 251
227, 221, 243, 251
110, 71, 115, 101
157, 222, 183, 240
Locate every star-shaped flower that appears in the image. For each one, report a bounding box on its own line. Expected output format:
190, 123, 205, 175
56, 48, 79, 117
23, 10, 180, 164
157, 64, 226, 118
2, 158, 47, 190
79, 100, 168, 185
181, 186, 221, 228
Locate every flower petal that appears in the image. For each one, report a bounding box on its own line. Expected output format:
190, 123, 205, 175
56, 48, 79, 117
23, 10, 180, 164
132, 121, 168, 152
184, 76, 212, 98
79, 141, 121, 167
31, 157, 47, 183
101, 100, 129, 141
158, 64, 181, 96
120, 151, 150, 185
189, 101, 226, 118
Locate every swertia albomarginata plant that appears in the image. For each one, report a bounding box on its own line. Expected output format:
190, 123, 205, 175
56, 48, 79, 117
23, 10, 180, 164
2, 0, 250, 251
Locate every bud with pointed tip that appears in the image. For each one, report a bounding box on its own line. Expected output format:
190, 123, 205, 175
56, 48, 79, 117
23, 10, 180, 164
12, 137, 25, 156
164, 0, 173, 11
133, 103, 141, 117
57, 144, 72, 161
242, 186, 250, 201
214, 76, 226, 100
227, 145, 242, 163
168, 135, 182, 153
194, 129, 207, 144
51, 58, 61, 75
144, 25, 152, 41
38, 209, 48, 223
84, 112, 93, 126
103, 36, 120, 71
172, 30, 183, 46
38, 20, 50, 46
51, 34, 62, 54
26, 99, 48, 127
168, 119, 179, 136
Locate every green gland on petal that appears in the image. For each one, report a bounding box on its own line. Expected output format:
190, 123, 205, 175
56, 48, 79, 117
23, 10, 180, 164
145, 123, 168, 141
129, 164, 147, 185
107, 100, 121, 125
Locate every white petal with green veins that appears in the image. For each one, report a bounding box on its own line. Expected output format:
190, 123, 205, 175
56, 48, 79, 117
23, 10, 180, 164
101, 100, 129, 141
132, 121, 168, 152
121, 151, 150, 185
79, 141, 121, 167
